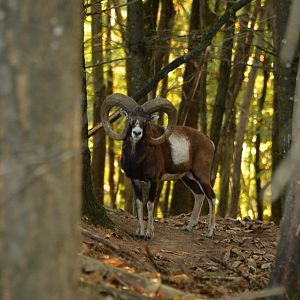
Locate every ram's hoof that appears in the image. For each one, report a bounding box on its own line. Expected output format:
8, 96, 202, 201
202, 229, 214, 238
144, 232, 154, 240
135, 234, 145, 239
181, 224, 196, 232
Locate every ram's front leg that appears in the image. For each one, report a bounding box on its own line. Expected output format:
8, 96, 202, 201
132, 180, 145, 238
145, 181, 157, 240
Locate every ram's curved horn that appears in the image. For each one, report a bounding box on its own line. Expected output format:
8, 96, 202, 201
101, 93, 138, 140
142, 97, 177, 145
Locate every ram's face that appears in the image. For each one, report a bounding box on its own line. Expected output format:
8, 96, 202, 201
121, 107, 159, 142
129, 117, 146, 141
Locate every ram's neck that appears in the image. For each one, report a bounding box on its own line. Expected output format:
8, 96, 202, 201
123, 137, 146, 159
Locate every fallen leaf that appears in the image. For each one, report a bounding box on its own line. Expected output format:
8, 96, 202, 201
223, 246, 232, 262
246, 258, 257, 273
261, 262, 272, 270
231, 261, 242, 268
226, 230, 238, 236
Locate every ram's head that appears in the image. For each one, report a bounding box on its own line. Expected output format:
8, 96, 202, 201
101, 93, 177, 145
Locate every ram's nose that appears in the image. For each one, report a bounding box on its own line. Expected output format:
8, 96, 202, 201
133, 130, 142, 137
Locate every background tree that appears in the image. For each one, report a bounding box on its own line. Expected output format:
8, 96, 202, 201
270, 0, 297, 224
0, 1, 81, 298
230, 7, 265, 217
82, 3, 114, 228
270, 0, 300, 295
91, 0, 106, 204
84, 0, 286, 224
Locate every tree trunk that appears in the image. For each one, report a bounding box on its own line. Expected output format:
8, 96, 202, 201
270, 0, 297, 224
81, 38, 114, 228
211, 2, 259, 184
270, 62, 300, 297
218, 109, 236, 217
148, 0, 175, 98
172, 0, 204, 214
124, 0, 150, 212
106, 1, 116, 208
91, 0, 106, 204
255, 62, 269, 220
126, 0, 149, 99
230, 30, 263, 217
210, 0, 235, 151
0, 2, 81, 299
199, 61, 208, 135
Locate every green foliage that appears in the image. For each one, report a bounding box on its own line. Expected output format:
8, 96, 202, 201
84, 0, 274, 220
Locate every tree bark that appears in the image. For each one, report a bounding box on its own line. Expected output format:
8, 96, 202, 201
171, 0, 213, 215
270, 0, 297, 224
230, 25, 263, 217
148, 0, 175, 98
270, 2, 300, 295
270, 60, 300, 296
218, 109, 236, 217
106, 1, 117, 208
255, 61, 269, 220
0, 1, 81, 299
126, 0, 149, 100
91, 0, 106, 204
210, 0, 235, 151
124, 0, 150, 212
199, 61, 208, 135
81, 29, 114, 228
211, 1, 259, 184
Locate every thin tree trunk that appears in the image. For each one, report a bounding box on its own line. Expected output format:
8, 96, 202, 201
126, 0, 148, 99
199, 61, 208, 135
124, 0, 149, 212
0, 2, 81, 298
230, 21, 264, 217
148, 0, 175, 98
106, 0, 116, 208
210, 0, 235, 150
81, 34, 114, 228
211, 1, 260, 184
172, 0, 209, 215
218, 109, 236, 217
163, 181, 171, 217
91, 0, 106, 204
255, 62, 269, 220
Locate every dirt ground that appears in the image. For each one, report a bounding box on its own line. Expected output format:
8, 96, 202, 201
79, 208, 280, 299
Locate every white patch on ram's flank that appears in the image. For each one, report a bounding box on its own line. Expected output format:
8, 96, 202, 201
168, 132, 190, 165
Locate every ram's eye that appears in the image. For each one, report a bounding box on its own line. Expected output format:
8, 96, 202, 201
150, 114, 160, 122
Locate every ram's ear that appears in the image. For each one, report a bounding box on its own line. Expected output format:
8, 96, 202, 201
150, 114, 160, 121
120, 109, 129, 118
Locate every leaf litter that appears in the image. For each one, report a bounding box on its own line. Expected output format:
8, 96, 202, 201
79, 209, 279, 299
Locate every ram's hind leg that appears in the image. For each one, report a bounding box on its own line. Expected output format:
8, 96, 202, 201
132, 180, 145, 238
181, 174, 205, 231
191, 172, 216, 237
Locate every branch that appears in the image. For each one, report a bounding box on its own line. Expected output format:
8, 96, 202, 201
88, 0, 253, 137
132, 0, 252, 101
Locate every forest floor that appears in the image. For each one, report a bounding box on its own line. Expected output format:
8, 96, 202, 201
79, 208, 282, 300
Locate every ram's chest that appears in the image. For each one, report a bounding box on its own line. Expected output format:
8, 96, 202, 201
121, 143, 156, 180
121, 156, 144, 180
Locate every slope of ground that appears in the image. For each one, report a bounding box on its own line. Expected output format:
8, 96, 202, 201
79, 208, 280, 299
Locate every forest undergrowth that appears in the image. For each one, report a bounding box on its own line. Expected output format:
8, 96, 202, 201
79, 208, 280, 299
